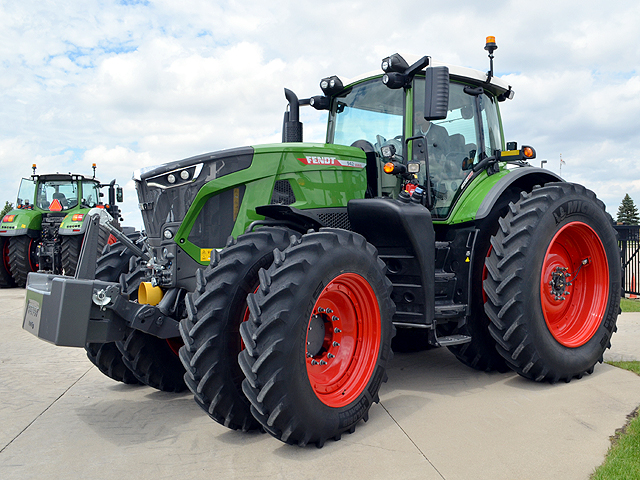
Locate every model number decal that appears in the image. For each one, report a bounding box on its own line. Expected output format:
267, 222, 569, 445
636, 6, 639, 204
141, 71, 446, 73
298, 156, 366, 169
553, 200, 590, 224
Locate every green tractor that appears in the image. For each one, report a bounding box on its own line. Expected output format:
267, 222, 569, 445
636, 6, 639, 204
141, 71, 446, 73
0, 164, 123, 287
23, 38, 620, 447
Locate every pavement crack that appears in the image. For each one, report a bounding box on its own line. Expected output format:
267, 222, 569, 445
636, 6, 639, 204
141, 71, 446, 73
0, 367, 91, 454
380, 402, 446, 480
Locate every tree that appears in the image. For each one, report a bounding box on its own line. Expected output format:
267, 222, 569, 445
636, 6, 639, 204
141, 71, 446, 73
0, 201, 13, 218
617, 194, 640, 225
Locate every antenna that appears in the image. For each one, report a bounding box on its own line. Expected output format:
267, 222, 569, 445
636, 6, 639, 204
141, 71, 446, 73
485, 36, 498, 83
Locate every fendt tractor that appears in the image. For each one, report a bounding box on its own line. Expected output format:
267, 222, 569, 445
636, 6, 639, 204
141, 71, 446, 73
23, 38, 621, 447
1, 164, 124, 287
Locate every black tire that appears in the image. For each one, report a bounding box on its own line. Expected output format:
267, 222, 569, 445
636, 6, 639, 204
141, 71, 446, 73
239, 229, 395, 447
484, 183, 621, 383
8, 235, 39, 287
117, 329, 187, 392
179, 227, 297, 431
99, 234, 186, 393
85, 232, 145, 385
60, 227, 110, 277
85, 342, 140, 385
0, 237, 16, 288
60, 235, 82, 277
446, 190, 521, 372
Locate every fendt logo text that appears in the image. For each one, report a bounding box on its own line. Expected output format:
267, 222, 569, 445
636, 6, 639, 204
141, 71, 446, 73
298, 156, 366, 169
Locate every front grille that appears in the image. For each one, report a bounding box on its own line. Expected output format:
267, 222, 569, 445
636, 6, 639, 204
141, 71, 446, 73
317, 212, 352, 231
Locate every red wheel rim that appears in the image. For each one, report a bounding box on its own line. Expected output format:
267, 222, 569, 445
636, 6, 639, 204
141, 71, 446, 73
305, 273, 381, 408
540, 221, 609, 347
238, 286, 259, 351
166, 337, 183, 356
28, 238, 39, 271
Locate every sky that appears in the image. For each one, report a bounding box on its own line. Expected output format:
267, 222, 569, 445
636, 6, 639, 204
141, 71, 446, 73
2, 0, 640, 228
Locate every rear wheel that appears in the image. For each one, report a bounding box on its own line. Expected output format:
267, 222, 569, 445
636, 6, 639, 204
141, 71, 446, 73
239, 229, 395, 447
85, 342, 140, 385
0, 237, 16, 287
61, 227, 110, 277
117, 329, 186, 392
484, 183, 621, 382
446, 190, 520, 373
8, 235, 39, 287
179, 228, 297, 431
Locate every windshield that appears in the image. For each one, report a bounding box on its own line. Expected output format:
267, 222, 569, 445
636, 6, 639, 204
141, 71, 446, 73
36, 180, 79, 211
329, 78, 404, 157
17, 178, 36, 207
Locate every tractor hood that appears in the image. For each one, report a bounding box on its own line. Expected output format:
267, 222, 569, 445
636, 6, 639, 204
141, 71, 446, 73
134, 147, 254, 239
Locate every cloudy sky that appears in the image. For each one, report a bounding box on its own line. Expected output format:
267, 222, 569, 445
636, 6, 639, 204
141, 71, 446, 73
2, 0, 640, 228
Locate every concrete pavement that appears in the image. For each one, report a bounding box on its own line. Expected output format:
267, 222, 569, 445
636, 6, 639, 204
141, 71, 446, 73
1, 288, 639, 480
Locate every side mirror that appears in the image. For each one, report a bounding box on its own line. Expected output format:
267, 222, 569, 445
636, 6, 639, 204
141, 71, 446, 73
116, 187, 123, 203
424, 66, 449, 121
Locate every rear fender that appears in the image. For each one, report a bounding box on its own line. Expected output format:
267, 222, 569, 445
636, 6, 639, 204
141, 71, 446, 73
475, 167, 562, 220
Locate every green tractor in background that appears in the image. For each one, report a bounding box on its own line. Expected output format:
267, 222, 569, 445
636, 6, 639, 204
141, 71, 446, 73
23, 38, 621, 447
1, 164, 123, 287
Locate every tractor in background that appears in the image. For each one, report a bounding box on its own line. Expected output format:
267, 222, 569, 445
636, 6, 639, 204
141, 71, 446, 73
1, 164, 123, 287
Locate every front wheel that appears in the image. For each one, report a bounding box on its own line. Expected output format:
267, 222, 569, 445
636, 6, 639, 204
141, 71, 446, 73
179, 228, 298, 432
239, 229, 395, 447
484, 183, 621, 383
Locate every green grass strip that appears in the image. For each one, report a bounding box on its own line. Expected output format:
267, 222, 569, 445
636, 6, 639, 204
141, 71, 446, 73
592, 362, 640, 479
620, 297, 640, 313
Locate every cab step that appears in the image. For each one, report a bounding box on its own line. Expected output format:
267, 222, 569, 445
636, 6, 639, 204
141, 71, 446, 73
428, 332, 472, 347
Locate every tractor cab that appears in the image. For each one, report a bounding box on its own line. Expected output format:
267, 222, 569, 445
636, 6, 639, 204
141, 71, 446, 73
282, 39, 534, 222
324, 53, 515, 219
17, 175, 103, 212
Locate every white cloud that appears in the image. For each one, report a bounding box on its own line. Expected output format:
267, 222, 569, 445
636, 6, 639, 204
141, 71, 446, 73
2, 0, 640, 229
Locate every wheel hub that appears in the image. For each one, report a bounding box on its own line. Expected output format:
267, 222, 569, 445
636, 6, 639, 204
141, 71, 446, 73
549, 266, 572, 301
306, 314, 326, 357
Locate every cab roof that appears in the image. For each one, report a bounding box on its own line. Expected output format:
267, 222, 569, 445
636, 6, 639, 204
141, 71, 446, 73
338, 55, 512, 99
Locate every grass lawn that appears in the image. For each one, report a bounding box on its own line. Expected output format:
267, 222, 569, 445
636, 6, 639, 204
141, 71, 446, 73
620, 297, 640, 313
592, 361, 640, 479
